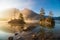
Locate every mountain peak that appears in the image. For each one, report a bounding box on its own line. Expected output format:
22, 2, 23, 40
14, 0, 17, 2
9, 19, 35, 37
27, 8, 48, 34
20, 8, 39, 20
23, 8, 30, 10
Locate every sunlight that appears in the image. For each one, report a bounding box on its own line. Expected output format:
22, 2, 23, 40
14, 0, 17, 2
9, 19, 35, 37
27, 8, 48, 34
0, 0, 33, 18
0, 2, 13, 18
0, 3, 12, 11
0, 1, 21, 18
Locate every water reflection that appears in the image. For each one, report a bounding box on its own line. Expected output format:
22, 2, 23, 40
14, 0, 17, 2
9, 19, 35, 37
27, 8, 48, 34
36, 27, 54, 40
8, 23, 56, 40
9, 24, 24, 32
38, 23, 55, 40
8, 23, 38, 33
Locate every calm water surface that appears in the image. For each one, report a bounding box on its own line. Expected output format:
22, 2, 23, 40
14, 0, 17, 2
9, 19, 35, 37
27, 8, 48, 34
0, 20, 60, 40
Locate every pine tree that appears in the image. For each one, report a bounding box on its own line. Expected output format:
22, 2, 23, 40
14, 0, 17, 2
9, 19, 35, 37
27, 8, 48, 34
48, 11, 55, 27
40, 8, 45, 20
49, 11, 53, 17
19, 13, 25, 24
19, 13, 24, 21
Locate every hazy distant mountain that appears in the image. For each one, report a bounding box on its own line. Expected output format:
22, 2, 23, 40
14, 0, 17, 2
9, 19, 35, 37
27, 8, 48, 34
21, 8, 40, 20
45, 16, 60, 20
0, 8, 20, 19
1, 8, 60, 20
53, 17, 60, 20
21, 8, 60, 20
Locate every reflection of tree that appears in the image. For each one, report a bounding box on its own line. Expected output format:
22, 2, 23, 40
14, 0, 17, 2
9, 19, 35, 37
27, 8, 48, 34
8, 23, 25, 33
8, 23, 55, 40
33, 27, 54, 40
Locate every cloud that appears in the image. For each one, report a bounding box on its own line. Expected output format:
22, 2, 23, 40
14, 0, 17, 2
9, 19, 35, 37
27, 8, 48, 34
0, 0, 35, 11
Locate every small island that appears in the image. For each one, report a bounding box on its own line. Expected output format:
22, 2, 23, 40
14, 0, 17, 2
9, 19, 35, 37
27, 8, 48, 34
8, 13, 25, 24
39, 8, 55, 27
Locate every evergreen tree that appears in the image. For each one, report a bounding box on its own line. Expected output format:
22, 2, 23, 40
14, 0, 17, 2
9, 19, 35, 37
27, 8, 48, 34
49, 11, 53, 17
40, 8, 45, 20
19, 13, 26, 24
19, 13, 24, 21
48, 11, 55, 27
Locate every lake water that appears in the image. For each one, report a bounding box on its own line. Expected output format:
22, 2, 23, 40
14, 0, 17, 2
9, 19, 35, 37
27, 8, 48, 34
0, 20, 60, 40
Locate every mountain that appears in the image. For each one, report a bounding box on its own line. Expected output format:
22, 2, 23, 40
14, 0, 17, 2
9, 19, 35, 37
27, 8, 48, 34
21, 8, 60, 20
0, 8, 60, 21
21, 8, 40, 20
0, 8, 20, 19
45, 16, 60, 20
0, 8, 40, 21
53, 17, 60, 20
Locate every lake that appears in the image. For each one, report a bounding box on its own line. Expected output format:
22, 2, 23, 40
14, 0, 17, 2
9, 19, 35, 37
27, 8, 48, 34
0, 20, 60, 40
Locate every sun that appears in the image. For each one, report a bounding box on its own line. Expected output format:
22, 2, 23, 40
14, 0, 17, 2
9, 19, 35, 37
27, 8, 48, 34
0, 3, 13, 18
0, 4, 12, 12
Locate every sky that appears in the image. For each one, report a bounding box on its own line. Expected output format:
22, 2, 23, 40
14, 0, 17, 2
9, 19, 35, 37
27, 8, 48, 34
0, 0, 60, 17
